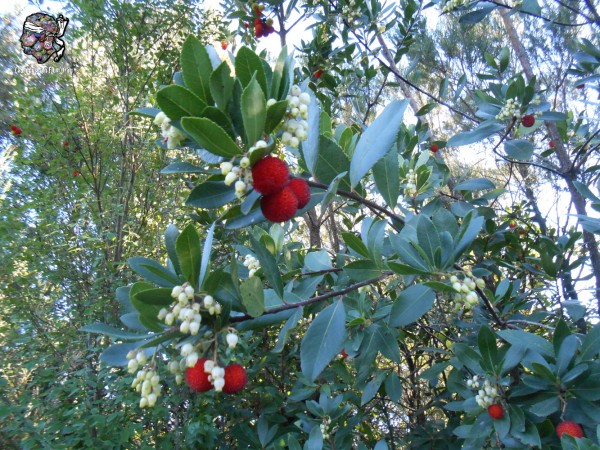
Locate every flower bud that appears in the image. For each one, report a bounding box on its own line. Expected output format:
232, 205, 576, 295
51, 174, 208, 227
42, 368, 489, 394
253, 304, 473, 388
186, 352, 199, 368
240, 157, 250, 168
213, 377, 225, 392
180, 320, 190, 334
147, 392, 157, 407
136, 351, 147, 365
181, 343, 193, 357
220, 162, 233, 175
235, 180, 246, 193
128, 359, 139, 373
298, 92, 311, 105
203, 295, 214, 308
226, 332, 239, 349
204, 359, 215, 373
255, 140, 268, 148
184, 285, 195, 299
224, 172, 237, 186
189, 320, 200, 335
165, 312, 174, 325
178, 292, 188, 303
175, 374, 183, 385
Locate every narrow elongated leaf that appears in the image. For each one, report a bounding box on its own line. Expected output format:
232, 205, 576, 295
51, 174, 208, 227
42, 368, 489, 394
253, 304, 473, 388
273, 306, 303, 353
250, 235, 284, 298
134, 288, 173, 306
417, 216, 441, 268
580, 323, 600, 361
350, 100, 409, 188
241, 77, 266, 145
235, 46, 268, 95
265, 100, 288, 135
497, 330, 553, 356
270, 46, 288, 100
389, 284, 435, 327
80, 323, 148, 340
165, 225, 181, 276
478, 326, 498, 373
181, 117, 242, 157
301, 300, 346, 381
176, 224, 202, 288
448, 120, 505, 146
454, 178, 495, 191
161, 162, 210, 174
373, 148, 399, 209
181, 35, 213, 104
210, 61, 234, 111
128, 257, 180, 287
200, 222, 215, 288
361, 371, 386, 405
156, 85, 206, 120
301, 89, 320, 175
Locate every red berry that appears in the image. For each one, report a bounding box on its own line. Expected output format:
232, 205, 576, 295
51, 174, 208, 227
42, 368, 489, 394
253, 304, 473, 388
252, 156, 290, 195
549, 140, 555, 148
222, 363, 248, 394
254, 23, 264, 38
430, 143, 439, 152
340, 349, 348, 358
261, 187, 298, 222
314, 69, 324, 79
63, 141, 69, 146
556, 421, 584, 439
288, 178, 311, 208
576, 84, 585, 89
186, 358, 212, 392
487, 404, 504, 420
519, 228, 526, 235
73, 170, 80, 176
509, 222, 516, 228
521, 114, 535, 128
221, 40, 228, 50
9, 125, 22, 136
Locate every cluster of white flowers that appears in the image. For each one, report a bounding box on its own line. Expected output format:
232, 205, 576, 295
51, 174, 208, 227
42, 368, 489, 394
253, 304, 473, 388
221, 156, 255, 199
496, 99, 520, 121
320, 416, 332, 440
158, 284, 202, 335
341, 0, 362, 24
466, 375, 480, 389
153, 111, 186, 149
131, 367, 162, 408
180, 342, 201, 369
127, 349, 148, 374
204, 359, 226, 392
450, 272, 485, 310
278, 85, 311, 149
442, 0, 469, 12
243, 254, 260, 277
474, 378, 499, 408
404, 169, 417, 197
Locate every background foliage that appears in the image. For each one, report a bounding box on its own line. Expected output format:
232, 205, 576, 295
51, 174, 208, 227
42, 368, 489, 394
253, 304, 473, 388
1, 0, 600, 448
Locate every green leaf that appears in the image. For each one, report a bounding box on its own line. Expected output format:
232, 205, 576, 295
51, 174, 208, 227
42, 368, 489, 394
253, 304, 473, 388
264, 100, 288, 135
156, 85, 206, 120
504, 139, 534, 160
100, 342, 141, 367
415, 102, 437, 116
130, 107, 160, 118
343, 260, 381, 282
452, 211, 484, 261
478, 326, 498, 373
250, 235, 284, 298
128, 257, 181, 287
241, 77, 267, 145
497, 330, 553, 356
200, 222, 215, 289
373, 148, 399, 210
270, 46, 288, 100
416, 216, 441, 268
300, 299, 347, 382
181, 117, 242, 157
580, 323, 600, 361
80, 323, 148, 340
134, 288, 173, 306
389, 284, 435, 327
385, 372, 403, 402
350, 100, 409, 188
273, 306, 303, 353
181, 35, 213, 104
160, 162, 210, 174
201, 106, 236, 139
459, 4, 496, 24
235, 46, 268, 96
447, 120, 505, 146
176, 224, 201, 288
361, 371, 386, 405
454, 178, 496, 191
314, 136, 351, 191
240, 276, 265, 317
210, 61, 234, 111
186, 181, 236, 209
342, 232, 371, 258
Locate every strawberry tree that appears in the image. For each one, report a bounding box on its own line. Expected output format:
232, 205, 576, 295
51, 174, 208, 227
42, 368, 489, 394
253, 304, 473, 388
80, 0, 600, 447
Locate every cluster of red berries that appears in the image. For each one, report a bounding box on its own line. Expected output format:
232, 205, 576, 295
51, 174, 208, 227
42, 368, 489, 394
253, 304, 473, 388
251, 3, 275, 38
251, 156, 311, 222
9, 125, 22, 136
186, 358, 248, 394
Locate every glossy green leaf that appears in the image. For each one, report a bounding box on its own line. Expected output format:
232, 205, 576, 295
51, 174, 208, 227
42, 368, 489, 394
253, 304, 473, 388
448, 120, 505, 146
300, 299, 346, 382
416, 216, 441, 268
235, 46, 268, 96
181, 117, 242, 157
186, 181, 236, 209
389, 284, 435, 327
343, 260, 381, 282
361, 371, 386, 405
264, 100, 288, 135
504, 139, 534, 160
210, 61, 234, 111
128, 256, 180, 287
350, 99, 409, 188
250, 235, 283, 298
580, 323, 600, 361
241, 77, 266, 145
454, 178, 496, 191
181, 35, 213, 104
133, 287, 173, 306
373, 148, 399, 210
80, 323, 148, 340
176, 224, 201, 288
156, 85, 206, 120
497, 330, 553, 356
314, 136, 351, 191
478, 326, 498, 373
